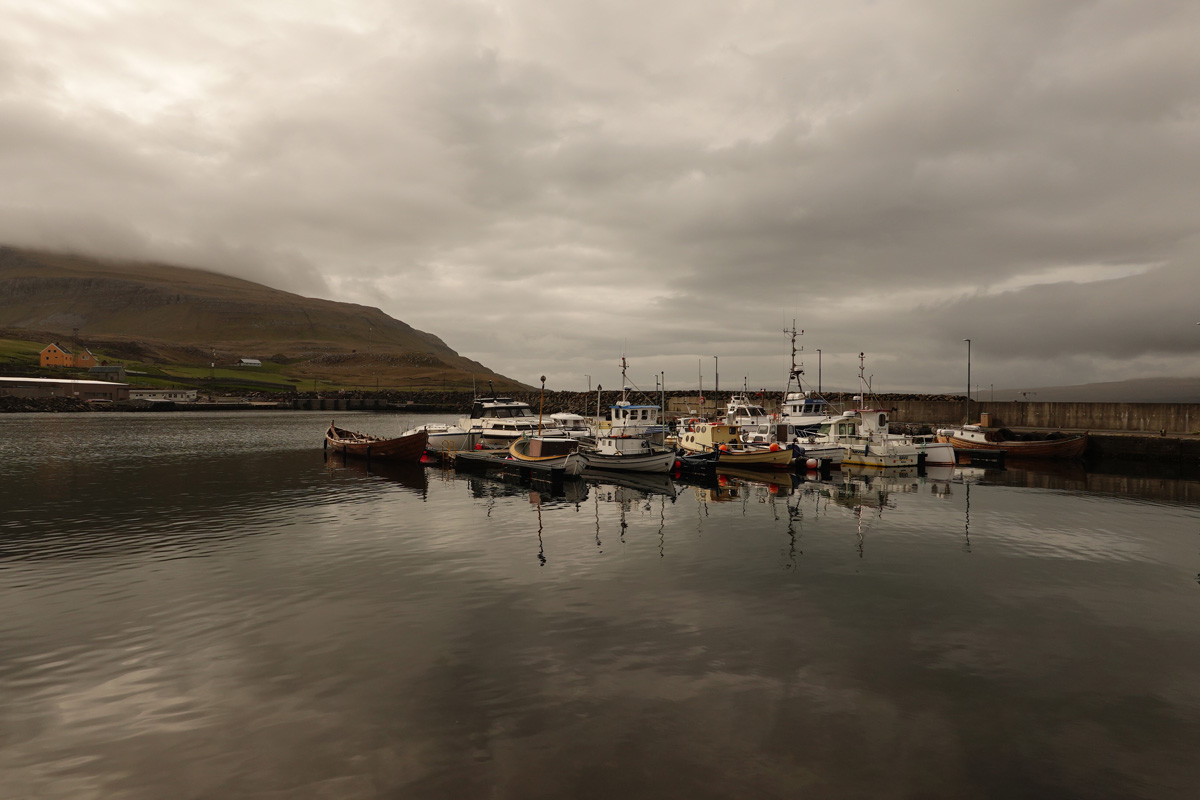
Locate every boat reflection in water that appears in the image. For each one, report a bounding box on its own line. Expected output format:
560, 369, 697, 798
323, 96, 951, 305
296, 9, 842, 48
323, 451, 429, 498
580, 468, 677, 500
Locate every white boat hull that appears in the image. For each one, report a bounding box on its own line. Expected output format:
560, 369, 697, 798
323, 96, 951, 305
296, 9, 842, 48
841, 443, 920, 469
579, 448, 677, 473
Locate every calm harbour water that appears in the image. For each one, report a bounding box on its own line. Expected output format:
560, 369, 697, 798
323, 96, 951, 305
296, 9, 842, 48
2, 410, 1200, 799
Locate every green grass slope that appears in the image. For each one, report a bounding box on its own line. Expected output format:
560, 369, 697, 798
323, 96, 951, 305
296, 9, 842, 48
0, 246, 527, 392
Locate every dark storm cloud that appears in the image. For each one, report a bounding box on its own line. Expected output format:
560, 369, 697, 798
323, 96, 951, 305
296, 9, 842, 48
1, 0, 1198, 390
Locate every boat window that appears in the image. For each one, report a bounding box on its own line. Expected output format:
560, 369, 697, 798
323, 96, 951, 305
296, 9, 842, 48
877, 413, 887, 426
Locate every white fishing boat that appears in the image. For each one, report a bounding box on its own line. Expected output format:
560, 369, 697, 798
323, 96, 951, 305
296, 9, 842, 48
589, 356, 669, 440
723, 393, 773, 429
779, 391, 834, 432
907, 434, 956, 465
810, 354, 920, 469
578, 433, 677, 473
811, 410, 920, 469
402, 422, 471, 452
777, 322, 836, 432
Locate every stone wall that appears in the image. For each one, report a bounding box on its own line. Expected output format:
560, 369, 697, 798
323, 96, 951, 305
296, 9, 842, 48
886, 400, 1200, 434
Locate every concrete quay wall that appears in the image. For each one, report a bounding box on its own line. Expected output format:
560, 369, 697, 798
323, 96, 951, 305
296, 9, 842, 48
887, 400, 1200, 435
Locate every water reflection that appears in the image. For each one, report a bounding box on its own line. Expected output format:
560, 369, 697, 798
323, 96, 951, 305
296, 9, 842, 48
4, 413, 1200, 799
323, 451, 430, 497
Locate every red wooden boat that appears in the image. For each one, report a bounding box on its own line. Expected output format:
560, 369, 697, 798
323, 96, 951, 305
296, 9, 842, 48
936, 425, 1088, 459
324, 422, 428, 462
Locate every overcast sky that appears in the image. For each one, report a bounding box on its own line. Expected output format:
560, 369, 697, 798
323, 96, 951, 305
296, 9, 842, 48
3, 0, 1199, 393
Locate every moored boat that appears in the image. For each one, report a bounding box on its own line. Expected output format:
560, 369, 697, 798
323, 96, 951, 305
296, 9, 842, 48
937, 425, 1088, 459
723, 393, 773, 429
325, 422, 428, 462
458, 388, 565, 449
815, 409, 920, 469
508, 435, 585, 475
579, 434, 677, 473
810, 354, 919, 469
676, 421, 794, 469
549, 412, 593, 440
402, 422, 472, 452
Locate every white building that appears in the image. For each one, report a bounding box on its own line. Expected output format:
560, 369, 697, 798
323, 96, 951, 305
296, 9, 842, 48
129, 388, 198, 402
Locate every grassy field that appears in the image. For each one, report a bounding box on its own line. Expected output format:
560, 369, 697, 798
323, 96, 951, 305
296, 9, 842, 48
0, 336, 47, 365
0, 337, 484, 394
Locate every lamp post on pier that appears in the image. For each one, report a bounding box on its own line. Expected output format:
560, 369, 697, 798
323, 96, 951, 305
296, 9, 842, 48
963, 338, 972, 423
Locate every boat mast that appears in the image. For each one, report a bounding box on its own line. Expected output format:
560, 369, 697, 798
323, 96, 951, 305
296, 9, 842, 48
621, 355, 629, 405
858, 352, 866, 408
538, 375, 546, 435
783, 320, 804, 399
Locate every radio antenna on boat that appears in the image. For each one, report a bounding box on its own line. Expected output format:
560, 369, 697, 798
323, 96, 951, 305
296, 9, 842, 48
858, 352, 867, 406
783, 320, 804, 392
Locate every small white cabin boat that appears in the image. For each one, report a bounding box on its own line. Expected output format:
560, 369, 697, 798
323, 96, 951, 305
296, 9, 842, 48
549, 412, 592, 440
402, 422, 471, 452
722, 394, 773, 429
813, 409, 920, 469
579, 434, 677, 473
458, 394, 564, 449
779, 391, 834, 432
741, 422, 844, 467
677, 422, 794, 469
593, 400, 667, 439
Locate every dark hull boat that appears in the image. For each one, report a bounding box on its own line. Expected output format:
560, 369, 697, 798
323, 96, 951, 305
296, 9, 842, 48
325, 422, 428, 462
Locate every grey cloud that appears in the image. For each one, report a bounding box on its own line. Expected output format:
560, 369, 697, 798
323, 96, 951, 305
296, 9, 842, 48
1, 0, 1198, 391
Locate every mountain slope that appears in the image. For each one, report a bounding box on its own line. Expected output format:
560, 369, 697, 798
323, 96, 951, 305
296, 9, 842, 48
991, 377, 1200, 403
0, 246, 524, 389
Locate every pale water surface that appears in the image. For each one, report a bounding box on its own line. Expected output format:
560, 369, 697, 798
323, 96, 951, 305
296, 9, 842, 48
2, 411, 1200, 799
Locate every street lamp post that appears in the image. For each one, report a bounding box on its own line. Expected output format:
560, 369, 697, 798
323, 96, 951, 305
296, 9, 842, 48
963, 338, 972, 423
714, 356, 719, 393
816, 349, 822, 393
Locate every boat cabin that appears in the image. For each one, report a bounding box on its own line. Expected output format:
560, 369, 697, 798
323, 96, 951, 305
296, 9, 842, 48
596, 400, 663, 437
677, 422, 742, 453
549, 412, 591, 439
723, 394, 772, 427
779, 391, 832, 428
467, 396, 537, 420
815, 410, 893, 443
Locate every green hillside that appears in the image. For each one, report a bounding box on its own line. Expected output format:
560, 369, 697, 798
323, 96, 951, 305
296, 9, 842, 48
0, 246, 527, 393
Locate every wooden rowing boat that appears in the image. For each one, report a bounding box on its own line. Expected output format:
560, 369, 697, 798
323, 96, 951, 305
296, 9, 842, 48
325, 422, 428, 462
937, 425, 1088, 459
